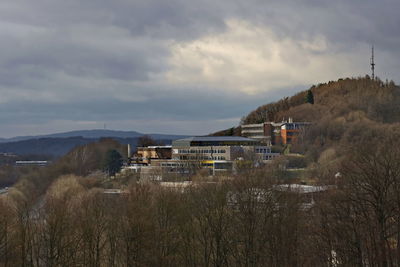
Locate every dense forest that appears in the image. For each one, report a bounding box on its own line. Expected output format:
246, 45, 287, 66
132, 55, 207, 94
1, 77, 400, 266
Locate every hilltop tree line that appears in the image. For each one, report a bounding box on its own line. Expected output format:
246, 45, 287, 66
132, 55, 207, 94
242, 76, 398, 125
213, 76, 397, 137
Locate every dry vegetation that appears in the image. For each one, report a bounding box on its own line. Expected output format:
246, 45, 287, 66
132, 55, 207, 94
242, 76, 399, 124
226, 76, 400, 172
1, 134, 400, 266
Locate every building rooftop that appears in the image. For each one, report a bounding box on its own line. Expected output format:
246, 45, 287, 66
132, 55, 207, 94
177, 136, 257, 142
137, 145, 172, 149
173, 136, 259, 147
274, 184, 335, 194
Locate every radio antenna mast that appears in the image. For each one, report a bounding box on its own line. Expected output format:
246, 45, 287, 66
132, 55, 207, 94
370, 46, 375, 80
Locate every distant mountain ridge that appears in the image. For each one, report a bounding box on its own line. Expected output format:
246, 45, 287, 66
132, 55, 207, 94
0, 130, 189, 156
0, 129, 187, 143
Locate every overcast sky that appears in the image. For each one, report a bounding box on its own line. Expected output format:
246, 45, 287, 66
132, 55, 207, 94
0, 0, 399, 137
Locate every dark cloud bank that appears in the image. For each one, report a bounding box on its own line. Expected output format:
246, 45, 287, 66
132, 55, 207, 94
0, 0, 399, 137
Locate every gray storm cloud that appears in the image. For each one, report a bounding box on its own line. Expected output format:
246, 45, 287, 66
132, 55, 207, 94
0, 0, 399, 137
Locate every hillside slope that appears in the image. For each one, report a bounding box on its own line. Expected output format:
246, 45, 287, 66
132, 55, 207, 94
243, 76, 400, 124
215, 76, 400, 166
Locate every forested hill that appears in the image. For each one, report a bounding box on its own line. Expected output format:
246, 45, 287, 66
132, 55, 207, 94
213, 76, 400, 164
214, 76, 400, 135
242, 76, 400, 125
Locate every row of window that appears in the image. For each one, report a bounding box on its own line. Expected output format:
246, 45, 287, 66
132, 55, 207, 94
176, 156, 226, 160
283, 124, 303, 130
241, 126, 263, 130
161, 162, 230, 169
177, 149, 226, 154
262, 155, 276, 160
161, 163, 185, 167
243, 133, 265, 137
255, 148, 271, 153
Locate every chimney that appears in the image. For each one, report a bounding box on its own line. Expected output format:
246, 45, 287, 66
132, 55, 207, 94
127, 144, 131, 158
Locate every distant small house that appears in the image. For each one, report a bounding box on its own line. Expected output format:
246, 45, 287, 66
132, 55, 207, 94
15, 160, 49, 167
134, 146, 172, 164
274, 184, 335, 209
228, 184, 335, 211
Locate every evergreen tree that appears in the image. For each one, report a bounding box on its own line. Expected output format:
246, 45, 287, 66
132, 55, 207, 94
103, 149, 123, 176
305, 89, 314, 104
